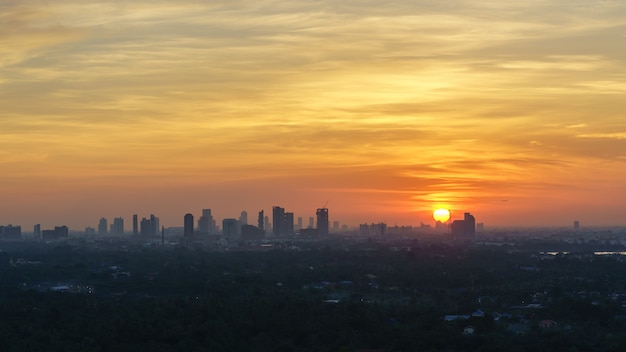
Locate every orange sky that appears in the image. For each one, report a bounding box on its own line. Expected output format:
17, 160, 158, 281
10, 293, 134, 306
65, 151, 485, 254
2, 1, 626, 230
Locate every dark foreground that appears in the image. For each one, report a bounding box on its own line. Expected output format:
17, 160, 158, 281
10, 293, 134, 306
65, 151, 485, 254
2, 239, 626, 351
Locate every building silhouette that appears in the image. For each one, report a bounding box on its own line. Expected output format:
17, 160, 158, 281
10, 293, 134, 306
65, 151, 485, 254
316, 208, 329, 236
284, 212, 294, 235
111, 217, 124, 236
222, 218, 240, 242
42, 226, 68, 241
34, 224, 41, 239
198, 209, 215, 236
272, 206, 284, 236
98, 218, 107, 236
257, 210, 264, 231
451, 212, 476, 241
133, 214, 138, 236
239, 211, 248, 225
0, 225, 21, 239
359, 223, 386, 237
184, 213, 194, 238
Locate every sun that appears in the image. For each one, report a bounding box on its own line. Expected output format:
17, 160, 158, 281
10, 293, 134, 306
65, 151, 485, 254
433, 208, 451, 223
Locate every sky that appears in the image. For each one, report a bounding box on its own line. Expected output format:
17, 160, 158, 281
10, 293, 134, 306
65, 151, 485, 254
2, 0, 626, 230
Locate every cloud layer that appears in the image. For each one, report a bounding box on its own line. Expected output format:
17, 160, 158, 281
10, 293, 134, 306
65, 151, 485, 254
2, 0, 626, 228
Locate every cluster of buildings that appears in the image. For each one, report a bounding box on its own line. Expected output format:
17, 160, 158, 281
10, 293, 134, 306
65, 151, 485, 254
182, 207, 330, 242
1, 210, 481, 243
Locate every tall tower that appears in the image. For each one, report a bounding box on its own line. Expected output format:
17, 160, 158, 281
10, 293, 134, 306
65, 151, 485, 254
316, 208, 329, 236
272, 206, 284, 237
98, 218, 108, 236
284, 212, 294, 235
258, 210, 264, 230
133, 214, 138, 236
184, 213, 194, 238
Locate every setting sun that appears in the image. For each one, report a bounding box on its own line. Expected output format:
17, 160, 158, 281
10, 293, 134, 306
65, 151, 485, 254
433, 209, 451, 223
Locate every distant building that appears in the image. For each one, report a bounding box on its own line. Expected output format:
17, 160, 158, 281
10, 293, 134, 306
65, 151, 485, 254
300, 228, 319, 237
111, 217, 124, 236
308, 217, 314, 229
241, 224, 265, 241
34, 224, 41, 239
272, 206, 285, 237
133, 214, 138, 236
222, 218, 241, 242
184, 213, 194, 238
150, 214, 159, 237
239, 211, 248, 226
332, 221, 340, 231
42, 226, 68, 241
316, 208, 329, 236
198, 208, 215, 236
284, 212, 294, 235
140, 218, 152, 237
85, 227, 96, 236
98, 218, 107, 236
451, 212, 476, 241
257, 210, 264, 231
476, 222, 484, 232
574, 221, 580, 232
0, 225, 21, 239
359, 223, 386, 237
296, 217, 303, 231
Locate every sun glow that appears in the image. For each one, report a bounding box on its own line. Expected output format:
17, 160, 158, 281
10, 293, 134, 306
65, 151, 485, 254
433, 208, 451, 223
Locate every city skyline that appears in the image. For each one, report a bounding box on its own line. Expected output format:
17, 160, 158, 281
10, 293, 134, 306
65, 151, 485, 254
3, 1, 626, 228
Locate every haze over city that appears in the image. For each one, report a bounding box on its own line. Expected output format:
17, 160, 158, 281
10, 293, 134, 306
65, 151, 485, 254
2, 0, 626, 229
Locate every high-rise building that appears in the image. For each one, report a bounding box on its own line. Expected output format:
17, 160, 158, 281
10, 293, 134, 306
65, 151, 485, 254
98, 218, 107, 236
239, 211, 248, 225
296, 217, 303, 231
316, 208, 329, 236
264, 216, 270, 233
43, 226, 68, 241
150, 214, 159, 237
198, 209, 215, 235
0, 225, 21, 239
258, 210, 264, 231
574, 221, 580, 232
184, 213, 194, 238
272, 206, 284, 237
133, 214, 138, 236
140, 218, 151, 237
111, 217, 124, 236
34, 224, 41, 239
451, 212, 476, 241
222, 218, 241, 241
333, 221, 340, 231
284, 212, 294, 235
308, 217, 314, 229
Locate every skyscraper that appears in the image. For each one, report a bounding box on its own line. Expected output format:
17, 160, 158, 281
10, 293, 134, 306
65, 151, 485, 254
451, 212, 476, 241
184, 213, 194, 238
98, 218, 107, 236
34, 224, 41, 239
111, 217, 124, 236
258, 210, 264, 231
284, 212, 294, 235
222, 218, 241, 241
239, 211, 248, 225
316, 208, 329, 236
198, 209, 215, 235
296, 217, 303, 231
272, 206, 284, 237
140, 218, 151, 237
150, 214, 159, 237
133, 214, 138, 236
